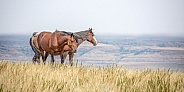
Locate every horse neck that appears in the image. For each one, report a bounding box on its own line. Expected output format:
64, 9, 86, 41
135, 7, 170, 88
58, 36, 68, 45
77, 38, 84, 46
75, 31, 88, 46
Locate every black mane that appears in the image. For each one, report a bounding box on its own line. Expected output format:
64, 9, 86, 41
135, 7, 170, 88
56, 30, 80, 43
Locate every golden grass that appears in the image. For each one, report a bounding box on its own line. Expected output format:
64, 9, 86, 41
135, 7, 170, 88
0, 61, 183, 92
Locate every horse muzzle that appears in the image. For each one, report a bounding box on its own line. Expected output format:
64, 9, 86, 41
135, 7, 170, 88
72, 49, 77, 53
93, 41, 98, 46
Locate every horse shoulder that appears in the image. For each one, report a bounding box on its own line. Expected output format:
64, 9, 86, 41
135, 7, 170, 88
51, 32, 58, 47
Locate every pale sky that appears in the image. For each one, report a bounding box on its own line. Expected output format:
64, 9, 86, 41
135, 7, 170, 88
0, 0, 184, 37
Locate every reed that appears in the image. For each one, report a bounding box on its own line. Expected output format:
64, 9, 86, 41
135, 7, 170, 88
0, 61, 183, 92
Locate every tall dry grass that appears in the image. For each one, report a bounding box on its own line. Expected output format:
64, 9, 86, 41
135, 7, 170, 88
0, 61, 183, 92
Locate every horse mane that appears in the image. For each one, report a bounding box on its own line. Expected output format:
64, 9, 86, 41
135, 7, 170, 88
55, 30, 80, 43
75, 29, 93, 40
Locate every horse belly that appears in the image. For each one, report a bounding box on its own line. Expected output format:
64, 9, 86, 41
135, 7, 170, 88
54, 52, 60, 55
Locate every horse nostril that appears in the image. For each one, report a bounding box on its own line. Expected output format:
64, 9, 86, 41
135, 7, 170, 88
74, 49, 77, 53
93, 42, 98, 46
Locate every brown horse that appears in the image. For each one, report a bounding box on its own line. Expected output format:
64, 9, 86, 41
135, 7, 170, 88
30, 31, 77, 64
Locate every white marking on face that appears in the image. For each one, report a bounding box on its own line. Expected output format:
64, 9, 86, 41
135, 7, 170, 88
93, 36, 98, 45
36, 32, 39, 35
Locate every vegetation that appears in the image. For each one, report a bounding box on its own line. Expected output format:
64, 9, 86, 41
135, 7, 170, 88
0, 61, 183, 92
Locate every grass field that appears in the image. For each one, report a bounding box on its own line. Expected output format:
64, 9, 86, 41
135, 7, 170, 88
0, 61, 183, 92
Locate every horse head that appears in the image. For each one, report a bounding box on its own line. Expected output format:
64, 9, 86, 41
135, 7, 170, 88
66, 33, 78, 52
86, 28, 98, 46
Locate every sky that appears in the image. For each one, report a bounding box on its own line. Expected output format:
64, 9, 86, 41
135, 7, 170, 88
0, 0, 184, 37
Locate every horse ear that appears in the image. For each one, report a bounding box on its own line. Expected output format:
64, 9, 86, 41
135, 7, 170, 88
90, 28, 93, 32
89, 27, 92, 32
70, 33, 74, 37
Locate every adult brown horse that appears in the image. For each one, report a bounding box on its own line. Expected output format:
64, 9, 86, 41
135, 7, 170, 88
30, 31, 77, 64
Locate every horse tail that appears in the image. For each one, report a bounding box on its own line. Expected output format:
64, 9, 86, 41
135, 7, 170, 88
30, 32, 40, 56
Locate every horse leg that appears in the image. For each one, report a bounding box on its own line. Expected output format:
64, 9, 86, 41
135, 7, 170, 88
60, 55, 64, 64
43, 52, 49, 64
61, 52, 68, 64
40, 49, 45, 64
69, 52, 74, 66
51, 54, 55, 64
59, 51, 65, 64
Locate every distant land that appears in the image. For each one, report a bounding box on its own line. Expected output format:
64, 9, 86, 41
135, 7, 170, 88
0, 35, 184, 71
